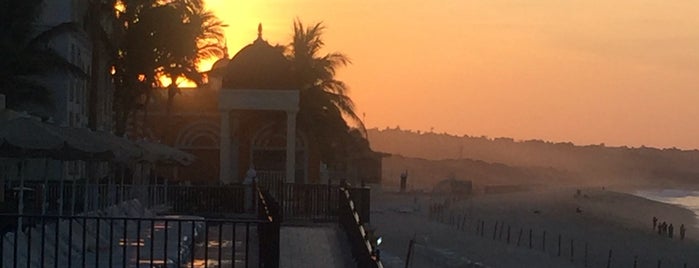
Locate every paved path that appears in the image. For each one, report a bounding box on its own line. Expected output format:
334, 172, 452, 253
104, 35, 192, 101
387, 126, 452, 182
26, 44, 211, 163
280, 225, 355, 268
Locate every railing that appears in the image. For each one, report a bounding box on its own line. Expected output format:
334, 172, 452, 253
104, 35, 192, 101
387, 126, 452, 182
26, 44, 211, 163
272, 183, 339, 222
338, 186, 383, 268
0, 213, 267, 268
256, 188, 280, 268
2, 181, 251, 217
167, 185, 246, 216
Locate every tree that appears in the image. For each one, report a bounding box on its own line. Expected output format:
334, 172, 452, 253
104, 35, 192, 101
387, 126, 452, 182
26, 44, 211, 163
160, 2, 225, 140
85, 0, 120, 130
112, 0, 225, 136
287, 20, 369, 165
0, 0, 86, 112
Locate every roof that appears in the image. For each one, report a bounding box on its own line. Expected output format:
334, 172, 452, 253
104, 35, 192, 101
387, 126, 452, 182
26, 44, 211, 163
220, 25, 296, 90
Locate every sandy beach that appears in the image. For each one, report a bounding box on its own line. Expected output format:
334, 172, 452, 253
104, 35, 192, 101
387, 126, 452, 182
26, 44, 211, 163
371, 187, 699, 268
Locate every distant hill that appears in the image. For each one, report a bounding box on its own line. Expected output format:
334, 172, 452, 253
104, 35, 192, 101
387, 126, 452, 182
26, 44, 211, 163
369, 128, 699, 187
381, 155, 577, 191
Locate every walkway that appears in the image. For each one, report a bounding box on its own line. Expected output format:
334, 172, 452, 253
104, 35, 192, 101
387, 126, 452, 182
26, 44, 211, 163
280, 225, 355, 268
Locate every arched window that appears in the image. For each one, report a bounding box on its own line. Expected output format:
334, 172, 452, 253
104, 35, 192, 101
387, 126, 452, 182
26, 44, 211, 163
251, 122, 308, 183
175, 121, 220, 149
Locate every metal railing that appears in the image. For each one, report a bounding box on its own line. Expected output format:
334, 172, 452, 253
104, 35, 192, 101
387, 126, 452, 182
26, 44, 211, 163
0, 213, 275, 268
256, 188, 280, 268
338, 186, 383, 268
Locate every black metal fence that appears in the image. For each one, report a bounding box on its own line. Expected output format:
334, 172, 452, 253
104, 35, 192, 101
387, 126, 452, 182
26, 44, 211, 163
0, 213, 278, 268
167, 185, 246, 216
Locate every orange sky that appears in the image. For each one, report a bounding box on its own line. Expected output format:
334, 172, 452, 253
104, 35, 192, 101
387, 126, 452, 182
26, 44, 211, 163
203, 0, 699, 150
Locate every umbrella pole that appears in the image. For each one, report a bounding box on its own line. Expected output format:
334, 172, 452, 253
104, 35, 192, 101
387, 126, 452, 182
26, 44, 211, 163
120, 165, 125, 203
58, 161, 65, 216
83, 164, 90, 213
107, 162, 113, 208
41, 158, 49, 215
70, 163, 77, 215
17, 159, 25, 232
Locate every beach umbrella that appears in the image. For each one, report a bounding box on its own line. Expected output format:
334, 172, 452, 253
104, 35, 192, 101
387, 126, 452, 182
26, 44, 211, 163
0, 117, 113, 159
0, 117, 118, 217
136, 141, 196, 166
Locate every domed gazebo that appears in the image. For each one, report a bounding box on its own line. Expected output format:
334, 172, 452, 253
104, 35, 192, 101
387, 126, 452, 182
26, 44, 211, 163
210, 24, 303, 184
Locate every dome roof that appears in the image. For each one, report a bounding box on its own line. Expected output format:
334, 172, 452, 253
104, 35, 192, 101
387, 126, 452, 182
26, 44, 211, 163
221, 25, 296, 90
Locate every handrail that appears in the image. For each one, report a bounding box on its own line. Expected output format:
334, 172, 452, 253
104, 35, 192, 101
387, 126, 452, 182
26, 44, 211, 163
338, 186, 383, 268
256, 185, 281, 268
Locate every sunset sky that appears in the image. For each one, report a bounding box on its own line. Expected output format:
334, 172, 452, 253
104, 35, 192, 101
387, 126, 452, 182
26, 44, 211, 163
204, 0, 699, 149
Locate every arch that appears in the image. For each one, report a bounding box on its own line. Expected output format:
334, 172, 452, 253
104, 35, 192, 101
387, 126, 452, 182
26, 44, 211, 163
250, 121, 309, 183
175, 120, 220, 149
251, 121, 307, 150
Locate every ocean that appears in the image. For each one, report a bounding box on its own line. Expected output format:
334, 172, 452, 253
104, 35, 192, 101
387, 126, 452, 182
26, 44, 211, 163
633, 189, 699, 228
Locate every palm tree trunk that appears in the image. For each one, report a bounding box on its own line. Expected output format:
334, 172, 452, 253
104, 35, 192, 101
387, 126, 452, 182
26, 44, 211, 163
142, 92, 151, 138
165, 80, 177, 144
88, 2, 101, 131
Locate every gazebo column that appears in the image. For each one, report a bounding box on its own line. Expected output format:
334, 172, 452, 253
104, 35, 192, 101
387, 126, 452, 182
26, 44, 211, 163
285, 111, 297, 183
219, 110, 232, 183
231, 112, 240, 182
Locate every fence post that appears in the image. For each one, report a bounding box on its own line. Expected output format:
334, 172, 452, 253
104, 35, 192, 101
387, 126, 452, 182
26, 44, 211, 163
507, 225, 511, 244
493, 221, 498, 240
570, 239, 574, 262
517, 228, 523, 246
558, 234, 562, 256
657, 259, 661, 268
607, 249, 612, 268
529, 229, 533, 249
633, 256, 638, 268
542, 231, 546, 251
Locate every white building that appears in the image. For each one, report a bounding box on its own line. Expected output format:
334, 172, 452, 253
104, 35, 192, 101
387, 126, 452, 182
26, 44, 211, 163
10, 0, 116, 181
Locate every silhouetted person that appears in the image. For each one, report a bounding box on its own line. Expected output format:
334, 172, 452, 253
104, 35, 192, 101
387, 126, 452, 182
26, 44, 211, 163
680, 224, 686, 240
653, 216, 658, 230
669, 224, 674, 238
400, 170, 408, 193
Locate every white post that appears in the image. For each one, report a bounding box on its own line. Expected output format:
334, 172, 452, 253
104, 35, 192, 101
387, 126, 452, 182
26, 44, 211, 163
219, 110, 232, 183
285, 111, 297, 184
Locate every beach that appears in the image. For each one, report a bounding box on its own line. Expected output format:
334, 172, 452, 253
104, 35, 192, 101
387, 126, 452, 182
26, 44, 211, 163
371, 187, 699, 268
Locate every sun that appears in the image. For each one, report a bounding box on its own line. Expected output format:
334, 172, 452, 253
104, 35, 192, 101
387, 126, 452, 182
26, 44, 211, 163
157, 1, 289, 88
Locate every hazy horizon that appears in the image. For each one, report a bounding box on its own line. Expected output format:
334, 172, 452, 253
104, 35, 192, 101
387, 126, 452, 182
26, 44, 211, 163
204, 0, 699, 150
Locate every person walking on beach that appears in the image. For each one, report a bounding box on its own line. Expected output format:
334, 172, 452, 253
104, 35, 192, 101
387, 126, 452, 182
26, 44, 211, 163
653, 216, 658, 227
680, 224, 686, 240
661, 222, 668, 235
669, 224, 674, 238
653, 216, 658, 230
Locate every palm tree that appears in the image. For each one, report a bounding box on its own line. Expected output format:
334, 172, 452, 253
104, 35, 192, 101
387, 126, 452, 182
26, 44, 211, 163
0, 0, 86, 112
111, 0, 225, 137
85, 0, 120, 130
287, 20, 368, 164
160, 2, 225, 140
